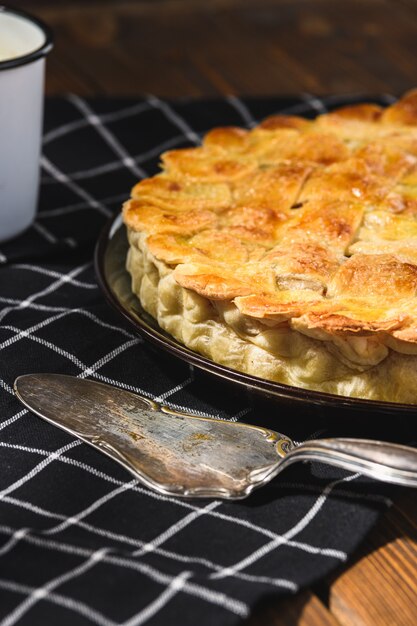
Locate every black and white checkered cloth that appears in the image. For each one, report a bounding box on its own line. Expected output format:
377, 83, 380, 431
0, 93, 409, 625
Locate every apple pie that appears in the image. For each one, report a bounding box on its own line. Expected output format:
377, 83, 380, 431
123, 90, 417, 403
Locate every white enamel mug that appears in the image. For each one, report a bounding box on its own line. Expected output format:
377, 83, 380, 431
0, 6, 52, 242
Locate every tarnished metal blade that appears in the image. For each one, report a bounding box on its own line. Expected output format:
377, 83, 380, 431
14, 374, 284, 499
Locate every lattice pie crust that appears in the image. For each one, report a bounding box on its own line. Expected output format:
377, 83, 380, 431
123, 90, 417, 403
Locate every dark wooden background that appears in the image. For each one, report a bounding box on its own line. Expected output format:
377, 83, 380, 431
16, 0, 417, 98
10, 1, 417, 624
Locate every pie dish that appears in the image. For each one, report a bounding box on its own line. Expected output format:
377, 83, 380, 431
122, 90, 417, 404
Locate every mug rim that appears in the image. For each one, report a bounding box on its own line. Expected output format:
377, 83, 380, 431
0, 5, 53, 71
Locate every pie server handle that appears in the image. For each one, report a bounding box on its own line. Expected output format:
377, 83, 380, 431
13, 374, 417, 499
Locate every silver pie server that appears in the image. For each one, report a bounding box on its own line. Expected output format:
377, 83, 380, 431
14, 373, 417, 500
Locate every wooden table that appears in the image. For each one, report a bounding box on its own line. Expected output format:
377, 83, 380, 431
18, 1, 417, 623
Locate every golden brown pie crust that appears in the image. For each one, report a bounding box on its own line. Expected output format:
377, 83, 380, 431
123, 89, 417, 403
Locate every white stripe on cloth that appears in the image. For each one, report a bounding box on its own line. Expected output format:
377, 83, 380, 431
85, 373, 220, 418
2, 325, 214, 419
0, 378, 13, 394
153, 369, 194, 402
67, 95, 147, 180
1, 322, 140, 373
9, 263, 96, 288
146, 95, 200, 145
0, 441, 347, 563
0, 409, 28, 432
229, 407, 252, 423
0, 527, 249, 618
0, 547, 110, 626
32, 222, 77, 249
106, 554, 248, 617
381, 93, 396, 104
78, 340, 142, 378
301, 92, 328, 114
0, 578, 116, 626
277, 480, 392, 506
41, 134, 195, 185
0, 298, 136, 339
43, 481, 138, 535
0, 262, 92, 323
0, 569, 193, 626
132, 501, 221, 558
0, 441, 80, 501
32, 222, 58, 244
37, 192, 128, 216
0, 528, 29, 556
43, 101, 153, 145
41, 156, 112, 218
1, 494, 298, 590
0, 313, 88, 354
210, 473, 359, 580
226, 95, 257, 128
277, 93, 387, 117
277, 99, 327, 116
121, 571, 192, 626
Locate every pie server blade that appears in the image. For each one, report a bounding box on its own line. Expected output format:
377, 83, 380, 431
14, 373, 417, 499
